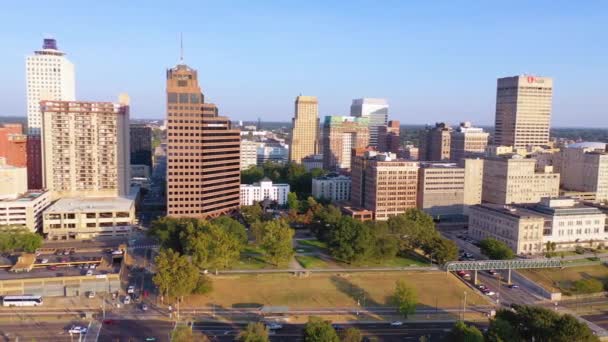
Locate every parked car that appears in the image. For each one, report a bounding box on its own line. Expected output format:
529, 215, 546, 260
127, 285, 135, 294
41, 258, 49, 264
266, 322, 282, 330
87, 291, 96, 299
86, 270, 93, 276
124, 295, 131, 304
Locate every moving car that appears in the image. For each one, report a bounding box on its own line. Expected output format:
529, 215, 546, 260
390, 321, 404, 326
41, 258, 49, 264
508, 284, 519, 289
141, 303, 148, 311
68, 326, 88, 334
266, 322, 283, 330
127, 285, 135, 294
124, 295, 131, 304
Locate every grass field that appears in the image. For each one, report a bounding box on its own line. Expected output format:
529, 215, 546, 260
520, 264, 608, 294
295, 255, 328, 268
188, 271, 489, 309
233, 246, 272, 270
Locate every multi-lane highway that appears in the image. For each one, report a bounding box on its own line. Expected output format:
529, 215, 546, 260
95, 320, 465, 342
0, 321, 90, 342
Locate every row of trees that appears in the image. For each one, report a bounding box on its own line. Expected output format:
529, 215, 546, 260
241, 162, 326, 197
237, 317, 364, 342
0, 227, 43, 253
311, 207, 458, 265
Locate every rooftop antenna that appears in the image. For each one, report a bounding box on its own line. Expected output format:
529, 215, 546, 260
179, 32, 184, 63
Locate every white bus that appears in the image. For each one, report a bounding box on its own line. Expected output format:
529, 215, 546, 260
2, 295, 43, 307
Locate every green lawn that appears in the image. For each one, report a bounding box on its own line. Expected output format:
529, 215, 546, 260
340, 252, 430, 268
520, 264, 608, 295
233, 246, 272, 270
296, 239, 328, 252
295, 255, 329, 269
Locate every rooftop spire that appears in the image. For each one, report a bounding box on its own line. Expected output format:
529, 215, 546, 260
179, 33, 184, 63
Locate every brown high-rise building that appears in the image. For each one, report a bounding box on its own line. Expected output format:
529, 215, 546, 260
419, 122, 452, 161
322, 115, 369, 171
289, 96, 319, 164
494, 75, 553, 149
378, 120, 400, 153
0, 124, 27, 167
450, 122, 489, 162
166, 63, 240, 218
351, 150, 419, 221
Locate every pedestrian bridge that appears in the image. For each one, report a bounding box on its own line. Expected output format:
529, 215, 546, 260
444, 258, 562, 272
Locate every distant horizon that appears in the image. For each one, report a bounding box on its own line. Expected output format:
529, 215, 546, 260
2, 114, 608, 130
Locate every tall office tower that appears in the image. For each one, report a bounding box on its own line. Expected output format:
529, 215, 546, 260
419, 122, 452, 161
40, 95, 131, 200
322, 116, 369, 171
558, 142, 608, 202
378, 120, 401, 153
482, 154, 559, 205
166, 63, 241, 219
450, 122, 489, 162
0, 124, 27, 167
350, 98, 388, 147
26, 38, 76, 190
289, 96, 319, 163
494, 75, 553, 149
130, 124, 153, 169
350, 151, 418, 221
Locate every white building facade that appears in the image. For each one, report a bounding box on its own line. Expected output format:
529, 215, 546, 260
240, 178, 290, 206
312, 174, 351, 202
0, 191, 51, 233
26, 38, 75, 135
350, 98, 388, 147
240, 140, 259, 170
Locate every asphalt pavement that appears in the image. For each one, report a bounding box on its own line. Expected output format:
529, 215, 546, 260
0, 320, 90, 342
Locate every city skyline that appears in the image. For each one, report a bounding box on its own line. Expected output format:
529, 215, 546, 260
0, 1, 607, 127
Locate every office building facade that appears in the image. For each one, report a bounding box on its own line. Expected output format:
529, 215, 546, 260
351, 151, 419, 221
240, 140, 259, 170
494, 75, 553, 149
0, 164, 28, 200
289, 96, 319, 163
322, 116, 369, 171
450, 122, 488, 162
482, 155, 559, 205
350, 98, 388, 147
557, 142, 608, 202
166, 63, 241, 218
0, 124, 27, 168
0, 191, 51, 233
26, 38, 76, 189
312, 174, 351, 202
41, 96, 130, 200
377, 120, 400, 153
419, 122, 452, 161
130, 124, 153, 168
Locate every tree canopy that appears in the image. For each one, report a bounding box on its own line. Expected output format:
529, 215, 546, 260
153, 249, 200, 298
303, 316, 340, 342
392, 280, 417, 318
252, 219, 295, 266
241, 162, 327, 196
237, 322, 270, 342
486, 305, 598, 342
449, 321, 483, 342
0, 227, 43, 253
479, 238, 515, 260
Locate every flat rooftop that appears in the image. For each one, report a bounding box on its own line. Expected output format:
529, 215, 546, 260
0, 191, 47, 203
45, 196, 134, 213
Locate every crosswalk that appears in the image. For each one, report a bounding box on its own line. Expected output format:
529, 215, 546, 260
82, 320, 102, 342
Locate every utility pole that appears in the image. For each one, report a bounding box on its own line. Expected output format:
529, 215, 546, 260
463, 291, 467, 320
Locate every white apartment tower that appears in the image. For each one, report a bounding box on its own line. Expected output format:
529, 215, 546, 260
350, 98, 388, 148
494, 75, 553, 149
26, 38, 76, 135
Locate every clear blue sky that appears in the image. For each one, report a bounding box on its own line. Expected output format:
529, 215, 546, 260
0, 1, 606, 126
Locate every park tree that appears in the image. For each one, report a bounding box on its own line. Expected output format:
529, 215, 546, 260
311, 205, 343, 241
387, 209, 438, 250
423, 236, 458, 264
153, 249, 199, 298
241, 165, 265, 184
213, 216, 248, 244
241, 204, 264, 225
328, 217, 376, 264
255, 220, 294, 266
374, 235, 400, 261
193, 275, 213, 295
237, 322, 270, 342
341, 327, 363, 342
479, 238, 514, 260
303, 316, 340, 342
448, 321, 483, 342
392, 280, 417, 318
287, 192, 299, 210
